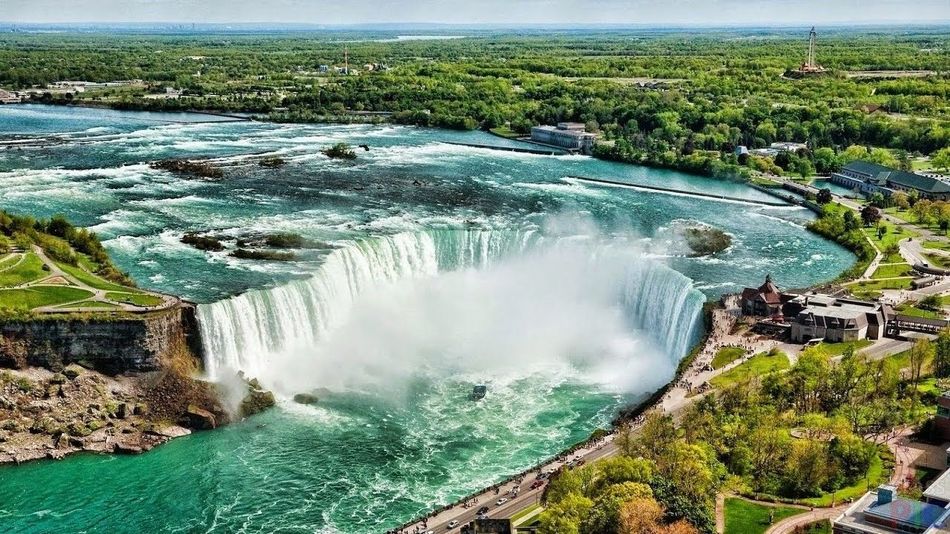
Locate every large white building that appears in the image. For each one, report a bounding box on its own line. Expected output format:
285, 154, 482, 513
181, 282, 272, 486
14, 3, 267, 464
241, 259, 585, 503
530, 123, 596, 154
787, 294, 889, 343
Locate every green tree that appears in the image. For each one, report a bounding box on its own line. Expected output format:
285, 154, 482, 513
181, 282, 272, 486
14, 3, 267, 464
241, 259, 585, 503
861, 205, 882, 227
538, 493, 593, 534
932, 147, 950, 172
892, 191, 910, 210
909, 339, 935, 391
582, 482, 653, 534
934, 329, 950, 379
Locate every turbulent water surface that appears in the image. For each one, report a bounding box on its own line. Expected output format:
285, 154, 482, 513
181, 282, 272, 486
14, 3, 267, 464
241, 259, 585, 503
0, 105, 853, 533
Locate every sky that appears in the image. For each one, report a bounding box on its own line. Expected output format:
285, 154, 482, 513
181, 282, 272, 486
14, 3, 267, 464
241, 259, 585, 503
2, 0, 947, 25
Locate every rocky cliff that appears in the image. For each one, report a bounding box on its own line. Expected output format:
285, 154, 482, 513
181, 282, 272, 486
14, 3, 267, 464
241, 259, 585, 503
0, 304, 203, 374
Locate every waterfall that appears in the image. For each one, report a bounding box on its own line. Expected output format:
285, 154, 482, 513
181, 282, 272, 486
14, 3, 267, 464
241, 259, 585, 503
197, 229, 706, 386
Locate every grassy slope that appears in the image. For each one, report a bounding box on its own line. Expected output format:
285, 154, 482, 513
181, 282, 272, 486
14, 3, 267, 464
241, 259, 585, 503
862, 223, 917, 253
871, 263, 913, 279
711, 352, 790, 389
816, 339, 873, 356
724, 498, 804, 534
712, 347, 746, 370
0, 286, 93, 310
54, 261, 140, 293
0, 253, 47, 287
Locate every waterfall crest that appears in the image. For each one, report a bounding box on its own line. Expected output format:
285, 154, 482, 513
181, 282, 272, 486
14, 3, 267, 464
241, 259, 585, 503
197, 229, 705, 386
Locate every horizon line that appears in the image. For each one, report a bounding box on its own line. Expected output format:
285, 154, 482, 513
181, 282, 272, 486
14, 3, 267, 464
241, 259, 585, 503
2, 20, 950, 29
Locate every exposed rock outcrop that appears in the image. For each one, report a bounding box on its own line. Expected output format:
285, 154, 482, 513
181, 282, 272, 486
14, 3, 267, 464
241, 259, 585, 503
0, 305, 203, 374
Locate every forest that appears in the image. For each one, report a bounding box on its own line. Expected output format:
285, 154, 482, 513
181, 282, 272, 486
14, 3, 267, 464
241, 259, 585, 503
539, 341, 944, 534
0, 27, 947, 180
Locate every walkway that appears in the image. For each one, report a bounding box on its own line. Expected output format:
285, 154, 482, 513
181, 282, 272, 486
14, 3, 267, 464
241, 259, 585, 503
764, 506, 846, 534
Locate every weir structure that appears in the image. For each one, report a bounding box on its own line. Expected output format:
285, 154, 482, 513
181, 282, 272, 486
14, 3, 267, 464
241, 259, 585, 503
567, 175, 793, 207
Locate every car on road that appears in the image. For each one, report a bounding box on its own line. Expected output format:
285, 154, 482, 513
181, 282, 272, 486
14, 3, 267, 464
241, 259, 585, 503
477, 506, 490, 515
530, 480, 544, 489
447, 519, 459, 529
496, 498, 508, 506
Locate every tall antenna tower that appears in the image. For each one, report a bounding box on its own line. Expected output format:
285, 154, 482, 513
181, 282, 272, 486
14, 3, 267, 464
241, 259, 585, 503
798, 27, 825, 75
344, 45, 349, 75
806, 27, 817, 70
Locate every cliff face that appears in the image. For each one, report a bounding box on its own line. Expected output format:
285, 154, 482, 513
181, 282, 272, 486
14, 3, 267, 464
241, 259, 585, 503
0, 304, 203, 374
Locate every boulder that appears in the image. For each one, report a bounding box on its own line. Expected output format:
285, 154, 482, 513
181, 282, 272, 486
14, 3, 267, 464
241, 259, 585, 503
293, 393, 319, 405
49, 373, 67, 385
113, 442, 144, 455
240, 390, 276, 418
185, 404, 217, 430
63, 364, 84, 380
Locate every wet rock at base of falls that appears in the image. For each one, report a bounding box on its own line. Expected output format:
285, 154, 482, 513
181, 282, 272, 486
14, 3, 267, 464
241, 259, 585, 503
240, 389, 276, 418
185, 404, 217, 430
293, 393, 318, 405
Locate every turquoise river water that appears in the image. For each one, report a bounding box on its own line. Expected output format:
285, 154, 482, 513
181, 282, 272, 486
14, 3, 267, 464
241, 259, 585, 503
0, 105, 853, 533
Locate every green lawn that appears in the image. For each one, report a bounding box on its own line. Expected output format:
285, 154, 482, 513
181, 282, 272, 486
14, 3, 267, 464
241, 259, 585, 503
871, 263, 914, 279
862, 222, 918, 252
924, 253, 950, 269
849, 278, 913, 299
105, 291, 163, 307
489, 126, 521, 139
711, 352, 790, 389
55, 261, 138, 293
510, 503, 543, 526
0, 253, 48, 287
923, 241, 950, 253
817, 339, 873, 356
885, 208, 936, 230
896, 305, 942, 320
0, 286, 93, 310
0, 253, 22, 271
724, 498, 805, 534
712, 347, 746, 369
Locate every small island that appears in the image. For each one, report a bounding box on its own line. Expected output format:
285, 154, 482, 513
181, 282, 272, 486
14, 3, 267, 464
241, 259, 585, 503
150, 159, 224, 179
680, 224, 733, 256
321, 142, 358, 160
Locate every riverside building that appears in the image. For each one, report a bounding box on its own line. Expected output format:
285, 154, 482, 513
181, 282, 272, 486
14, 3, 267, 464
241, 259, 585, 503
831, 161, 950, 201
530, 123, 596, 154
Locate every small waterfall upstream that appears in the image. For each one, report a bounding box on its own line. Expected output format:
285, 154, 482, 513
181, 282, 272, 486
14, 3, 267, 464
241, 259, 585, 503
197, 229, 706, 387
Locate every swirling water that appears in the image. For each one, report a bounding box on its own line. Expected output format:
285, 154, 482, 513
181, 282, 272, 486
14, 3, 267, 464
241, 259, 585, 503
0, 105, 853, 533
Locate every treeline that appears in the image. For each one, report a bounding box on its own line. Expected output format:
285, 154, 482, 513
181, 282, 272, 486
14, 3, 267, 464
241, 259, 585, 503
2, 31, 947, 164
0, 211, 134, 287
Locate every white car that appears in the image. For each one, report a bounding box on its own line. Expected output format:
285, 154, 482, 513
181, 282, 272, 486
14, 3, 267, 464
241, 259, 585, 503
496, 497, 508, 506
447, 520, 459, 529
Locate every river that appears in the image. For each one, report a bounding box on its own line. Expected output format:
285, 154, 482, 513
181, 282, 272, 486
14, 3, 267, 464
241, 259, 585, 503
0, 104, 852, 533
